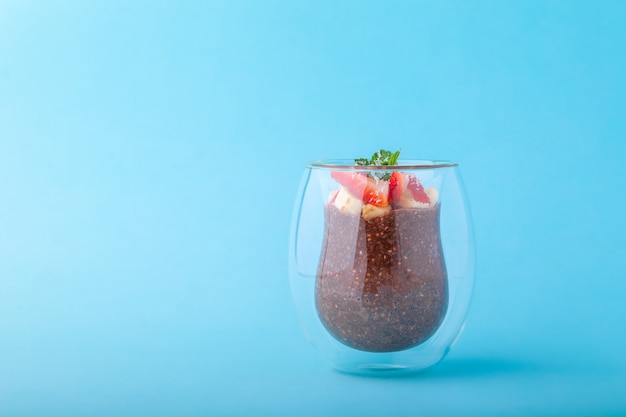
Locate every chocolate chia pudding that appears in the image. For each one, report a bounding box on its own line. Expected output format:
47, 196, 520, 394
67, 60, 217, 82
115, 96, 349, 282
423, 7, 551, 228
315, 204, 448, 352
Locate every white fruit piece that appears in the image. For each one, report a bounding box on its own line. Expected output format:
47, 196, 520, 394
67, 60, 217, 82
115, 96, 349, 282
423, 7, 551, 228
396, 187, 438, 209
396, 189, 428, 209
333, 186, 363, 215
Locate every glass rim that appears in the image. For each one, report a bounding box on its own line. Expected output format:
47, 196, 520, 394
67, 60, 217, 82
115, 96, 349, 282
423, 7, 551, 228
307, 159, 458, 170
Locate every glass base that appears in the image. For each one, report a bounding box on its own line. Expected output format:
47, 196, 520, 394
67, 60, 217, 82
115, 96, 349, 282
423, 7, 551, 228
334, 362, 438, 377
330, 348, 449, 377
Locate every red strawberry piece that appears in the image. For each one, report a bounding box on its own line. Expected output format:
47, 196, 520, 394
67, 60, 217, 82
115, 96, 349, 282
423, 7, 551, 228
330, 171, 389, 206
389, 172, 407, 203
406, 174, 431, 204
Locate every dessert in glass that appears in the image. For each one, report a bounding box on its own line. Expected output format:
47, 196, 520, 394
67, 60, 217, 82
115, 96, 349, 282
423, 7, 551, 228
289, 150, 474, 375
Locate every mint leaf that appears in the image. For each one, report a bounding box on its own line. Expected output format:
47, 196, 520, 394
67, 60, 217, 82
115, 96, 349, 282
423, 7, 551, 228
354, 149, 401, 180
386, 150, 401, 166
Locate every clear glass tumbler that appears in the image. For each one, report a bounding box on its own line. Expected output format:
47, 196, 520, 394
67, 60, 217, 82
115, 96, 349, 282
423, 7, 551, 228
288, 159, 474, 375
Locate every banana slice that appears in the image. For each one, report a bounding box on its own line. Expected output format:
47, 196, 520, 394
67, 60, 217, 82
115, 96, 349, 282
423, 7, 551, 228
333, 186, 363, 215
396, 187, 438, 208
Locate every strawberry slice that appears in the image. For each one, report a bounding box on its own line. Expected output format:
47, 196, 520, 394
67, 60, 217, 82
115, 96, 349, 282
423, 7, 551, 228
330, 171, 389, 206
389, 172, 407, 203
406, 174, 431, 204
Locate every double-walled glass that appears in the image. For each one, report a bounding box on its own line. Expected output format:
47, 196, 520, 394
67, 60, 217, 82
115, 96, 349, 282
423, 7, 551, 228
289, 160, 474, 375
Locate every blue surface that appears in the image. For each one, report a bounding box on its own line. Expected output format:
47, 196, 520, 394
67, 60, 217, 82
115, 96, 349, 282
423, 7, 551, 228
1, 1, 625, 416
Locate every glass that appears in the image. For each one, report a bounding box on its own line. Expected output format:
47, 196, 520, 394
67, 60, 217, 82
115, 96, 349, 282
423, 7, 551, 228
288, 159, 474, 375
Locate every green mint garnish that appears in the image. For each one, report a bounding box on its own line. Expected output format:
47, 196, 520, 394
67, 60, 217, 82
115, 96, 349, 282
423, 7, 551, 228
354, 149, 401, 180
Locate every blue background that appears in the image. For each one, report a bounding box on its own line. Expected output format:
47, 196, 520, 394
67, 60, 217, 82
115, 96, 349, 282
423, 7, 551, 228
1, 1, 625, 416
